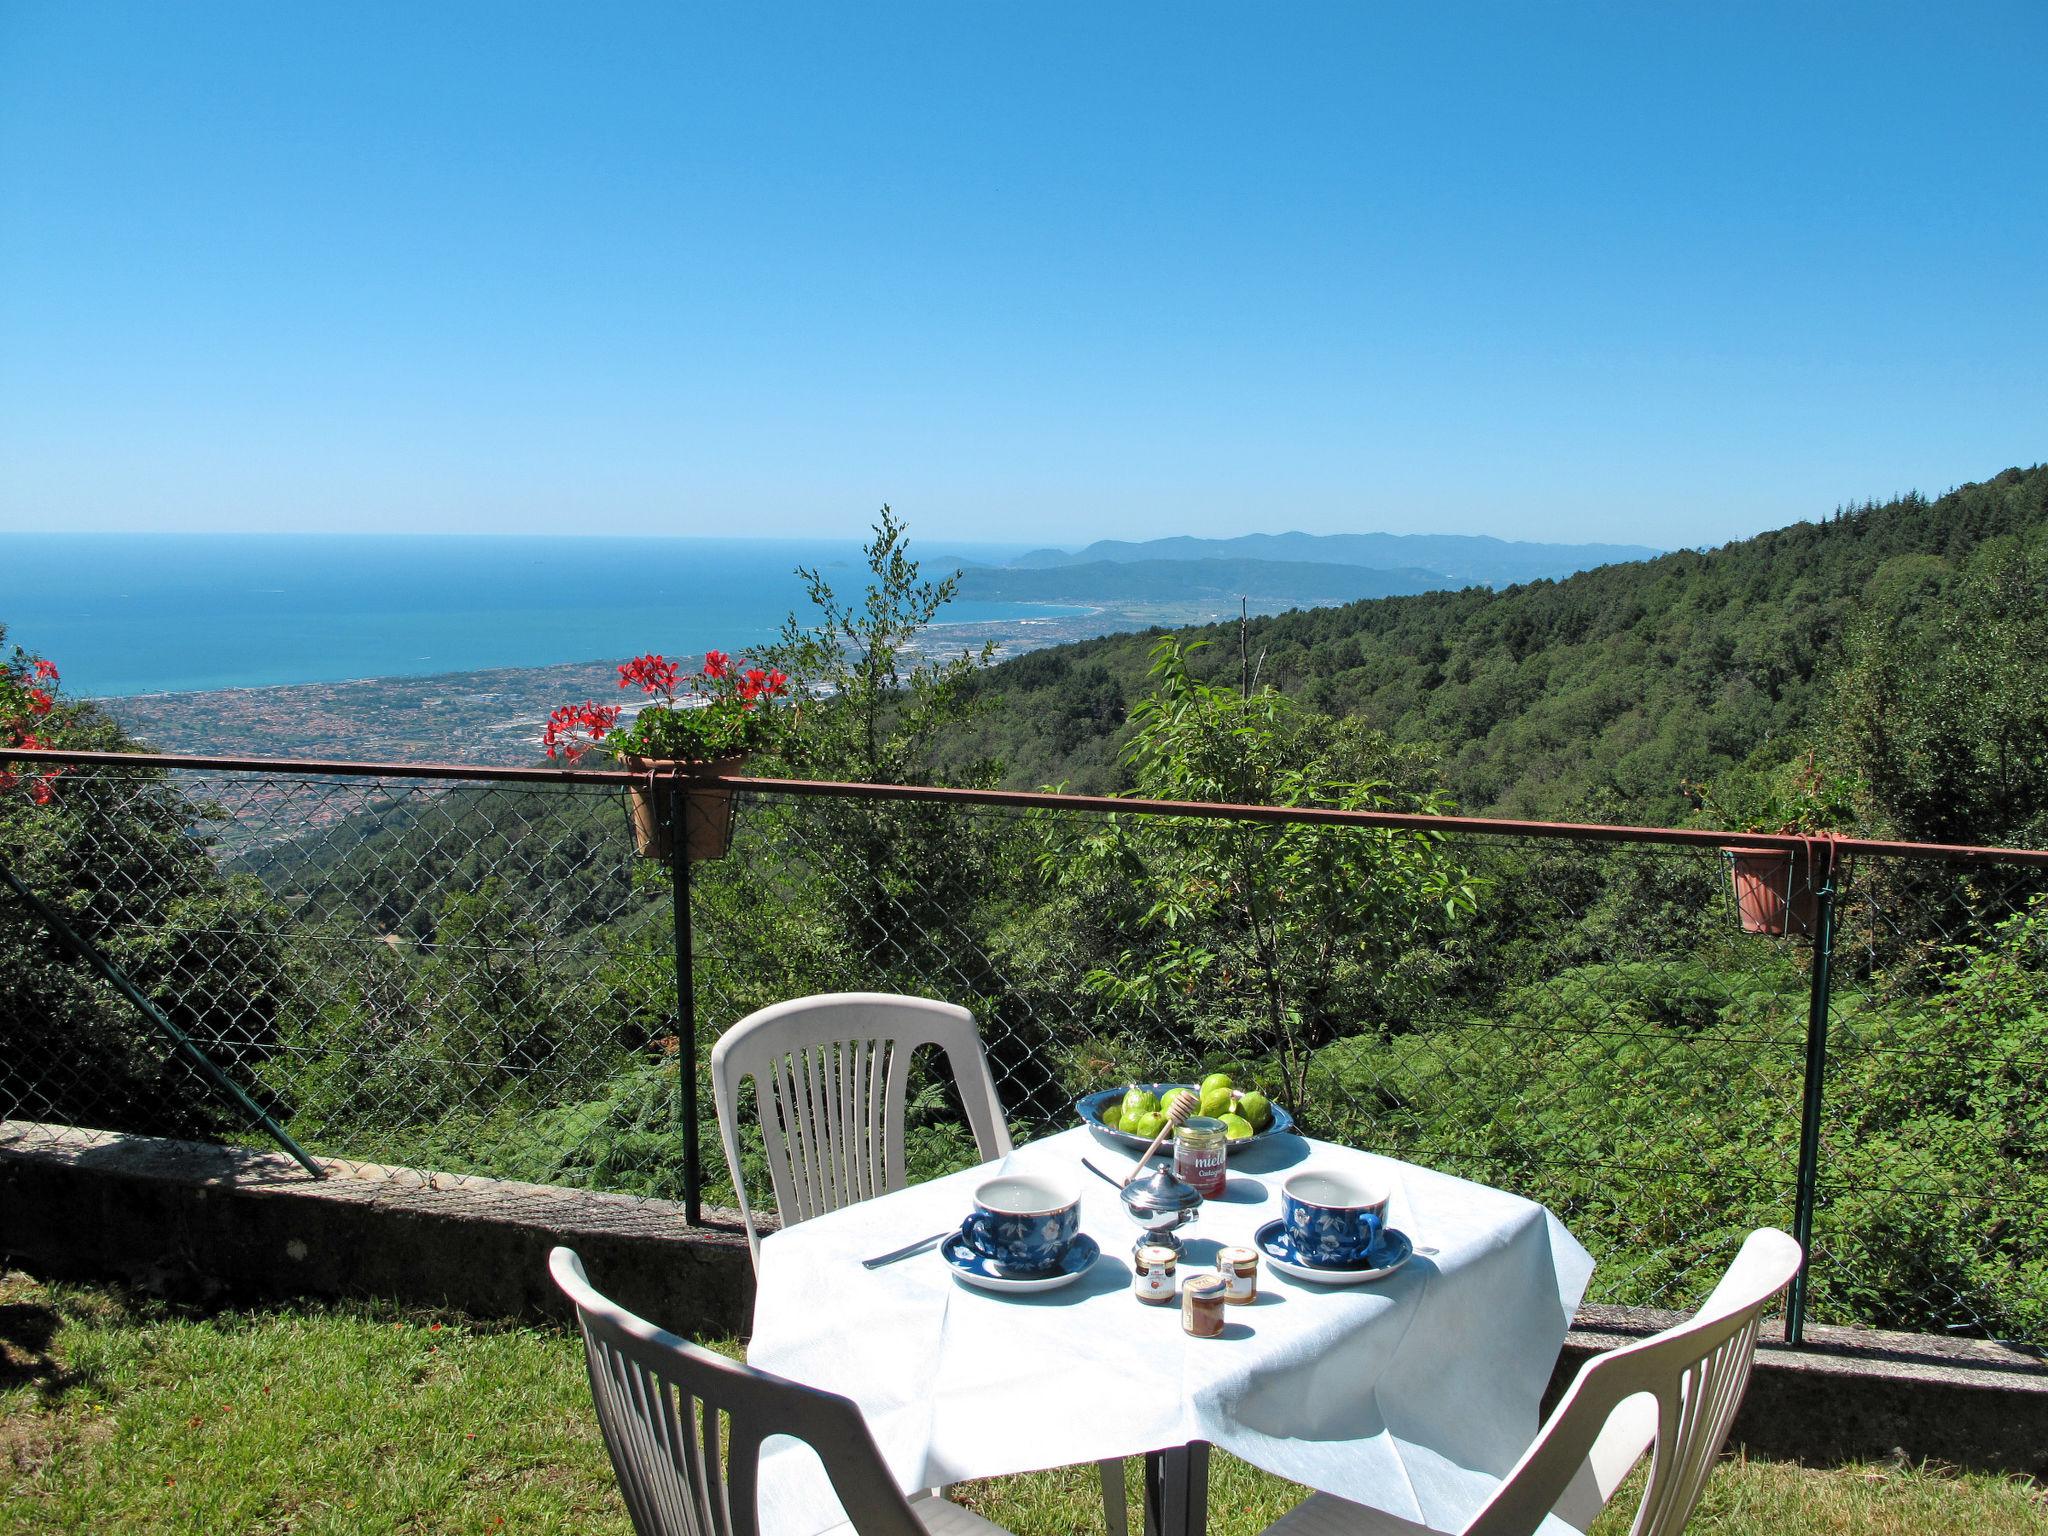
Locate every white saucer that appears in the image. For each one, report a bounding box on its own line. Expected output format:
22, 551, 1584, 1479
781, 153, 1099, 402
1254, 1221, 1414, 1285
940, 1229, 1101, 1294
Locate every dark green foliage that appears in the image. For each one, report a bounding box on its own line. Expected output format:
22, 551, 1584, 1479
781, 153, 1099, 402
0, 634, 295, 1141
1306, 898, 2048, 1341
1832, 527, 2048, 849
1820, 895, 2048, 1338
1316, 953, 1810, 1311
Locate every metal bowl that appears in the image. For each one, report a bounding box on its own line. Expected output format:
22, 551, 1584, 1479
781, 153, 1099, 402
1073, 1083, 1295, 1157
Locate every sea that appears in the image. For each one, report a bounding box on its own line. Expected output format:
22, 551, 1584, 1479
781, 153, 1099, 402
0, 534, 1071, 698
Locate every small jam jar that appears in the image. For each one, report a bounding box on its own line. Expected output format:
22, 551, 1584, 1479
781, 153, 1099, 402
1181, 1272, 1228, 1337
1172, 1116, 1228, 1198
1133, 1244, 1178, 1304
1216, 1245, 1260, 1304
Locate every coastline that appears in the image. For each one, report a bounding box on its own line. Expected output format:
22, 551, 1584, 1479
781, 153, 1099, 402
95, 600, 1216, 768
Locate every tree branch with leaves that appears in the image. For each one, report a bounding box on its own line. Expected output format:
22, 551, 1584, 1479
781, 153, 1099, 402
1039, 638, 1483, 1119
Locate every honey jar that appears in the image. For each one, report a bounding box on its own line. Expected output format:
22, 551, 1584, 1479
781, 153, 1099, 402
1172, 1116, 1228, 1198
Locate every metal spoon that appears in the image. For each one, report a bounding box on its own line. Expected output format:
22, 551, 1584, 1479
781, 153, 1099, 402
859, 1230, 954, 1269
1080, 1158, 1126, 1191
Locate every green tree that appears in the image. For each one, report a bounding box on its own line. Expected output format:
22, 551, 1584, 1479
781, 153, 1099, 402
747, 508, 1006, 979
765, 504, 998, 787
1040, 638, 1482, 1116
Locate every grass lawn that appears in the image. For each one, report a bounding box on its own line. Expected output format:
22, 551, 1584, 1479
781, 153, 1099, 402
2, 1269, 2042, 1535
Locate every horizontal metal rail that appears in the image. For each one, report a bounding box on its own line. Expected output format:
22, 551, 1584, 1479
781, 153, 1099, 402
12, 747, 2048, 867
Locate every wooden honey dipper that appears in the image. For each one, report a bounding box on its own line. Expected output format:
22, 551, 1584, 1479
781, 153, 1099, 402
1124, 1089, 1200, 1187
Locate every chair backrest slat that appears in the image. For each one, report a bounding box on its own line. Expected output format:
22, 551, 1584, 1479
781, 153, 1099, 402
1465, 1228, 1802, 1536
551, 1246, 926, 1536
693, 1397, 724, 1536
712, 993, 1013, 1267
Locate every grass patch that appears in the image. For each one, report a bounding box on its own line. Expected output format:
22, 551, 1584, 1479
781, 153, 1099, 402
949, 1455, 2048, 1536
2, 1269, 2041, 1534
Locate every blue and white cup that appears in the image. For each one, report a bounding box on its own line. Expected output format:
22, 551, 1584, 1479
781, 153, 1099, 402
962, 1171, 1082, 1271
1281, 1170, 1390, 1267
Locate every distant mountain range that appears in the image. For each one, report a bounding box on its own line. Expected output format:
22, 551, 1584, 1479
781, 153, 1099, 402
959, 557, 1446, 606
991, 536, 1662, 593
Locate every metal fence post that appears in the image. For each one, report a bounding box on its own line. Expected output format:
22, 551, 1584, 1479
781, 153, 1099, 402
1786, 842, 1839, 1345
670, 780, 702, 1226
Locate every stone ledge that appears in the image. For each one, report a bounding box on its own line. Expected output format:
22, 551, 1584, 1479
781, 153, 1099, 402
0, 1120, 758, 1337
1556, 1303, 2045, 1478
4, 1121, 2043, 1475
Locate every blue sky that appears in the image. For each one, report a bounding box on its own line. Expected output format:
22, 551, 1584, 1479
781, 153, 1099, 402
2, 3, 2042, 549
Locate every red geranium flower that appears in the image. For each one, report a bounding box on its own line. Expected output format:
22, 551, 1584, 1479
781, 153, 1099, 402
548, 644, 793, 766
542, 701, 621, 762
1, 644, 70, 803
617, 654, 681, 698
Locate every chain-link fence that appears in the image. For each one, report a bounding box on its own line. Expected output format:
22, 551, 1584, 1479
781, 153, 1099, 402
3, 755, 2044, 1349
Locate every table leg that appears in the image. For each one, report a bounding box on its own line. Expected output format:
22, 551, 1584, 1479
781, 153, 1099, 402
1141, 1442, 1209, 1536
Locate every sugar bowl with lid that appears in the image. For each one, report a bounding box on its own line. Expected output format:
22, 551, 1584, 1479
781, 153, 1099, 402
1118, 1161, 1203, 1254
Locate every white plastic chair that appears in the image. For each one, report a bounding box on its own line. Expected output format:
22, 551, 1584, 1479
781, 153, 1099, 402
710, 992, 1013, 1269
1257, 1228, 1804, 1536
711, 993, 1129, 1535
551, 1246, 1017, 1536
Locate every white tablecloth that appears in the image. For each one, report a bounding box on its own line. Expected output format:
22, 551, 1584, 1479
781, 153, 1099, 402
747, 1127, 1592, 1535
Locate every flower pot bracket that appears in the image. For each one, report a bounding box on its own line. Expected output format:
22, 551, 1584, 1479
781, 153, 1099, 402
623, 754, 748, 863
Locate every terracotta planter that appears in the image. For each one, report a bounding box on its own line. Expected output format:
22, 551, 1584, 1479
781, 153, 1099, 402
624, 754, 748, 863
1725, 846, 1821, 937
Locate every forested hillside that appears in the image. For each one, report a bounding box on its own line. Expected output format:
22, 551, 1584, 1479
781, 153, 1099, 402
954, 465, 2048, 836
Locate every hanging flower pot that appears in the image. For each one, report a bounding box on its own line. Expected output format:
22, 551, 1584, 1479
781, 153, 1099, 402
624, 755, 749, 863
1725, 846, 1821, 937
542, 648, 794, 865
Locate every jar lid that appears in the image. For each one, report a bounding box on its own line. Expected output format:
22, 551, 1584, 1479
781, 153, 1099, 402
1183, 1273, 1228, 1298
1135, 1244, 1178, 1266
1176, 1116, 1227, 1136
1121, 1164, 1203, 1216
